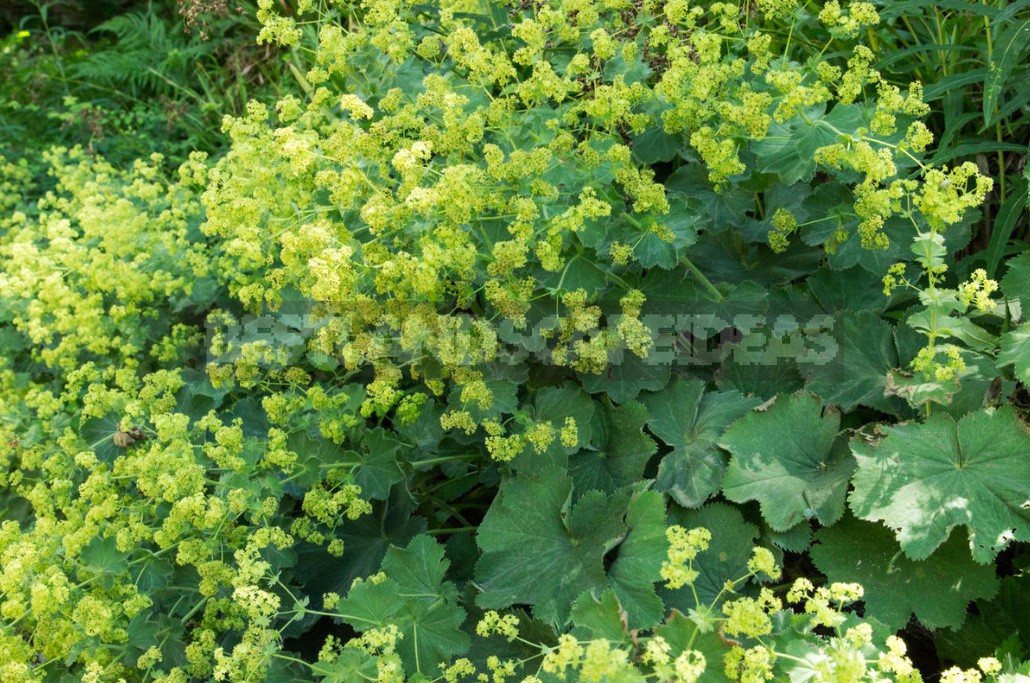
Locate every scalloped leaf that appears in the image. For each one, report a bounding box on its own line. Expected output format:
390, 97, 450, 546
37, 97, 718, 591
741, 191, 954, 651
476, 467, 616, 625
338, 535, 468, 675
811, 515, 998, 631
569, 401, 656, 495
849, 407, 1030, 563
654, 610, 735, 683
579, 351, 672, 403
642, 379, 761, 508
720, 393, 853, 530
798, 311, 902, 413
998, 323, 1030, 384
607, 489, 668, 630
660, 502, 760, 612
752, 104, 865, 185
570, 589, 629, 642
1001, 251, 1030, 311
934, 574, 1030, 667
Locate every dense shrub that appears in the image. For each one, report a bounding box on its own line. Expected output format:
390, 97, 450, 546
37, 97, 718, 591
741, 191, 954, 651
0, 1, 1028, 681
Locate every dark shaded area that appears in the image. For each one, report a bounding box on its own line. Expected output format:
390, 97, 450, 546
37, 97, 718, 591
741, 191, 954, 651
283, 616, 357, 661
0, 0, 141, 35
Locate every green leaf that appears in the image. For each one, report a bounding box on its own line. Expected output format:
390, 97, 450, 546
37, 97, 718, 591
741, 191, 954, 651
1002, 252, 1030, 311
884, 368, 961, 410
654, 611, 735, 683
826, 214, 912, 275
350, 428, 405, 499
78, 413, 123, 464
338, 576, 404, 627
664, 164, 753, 234
717, 338, 807, 400
923, 67, 990, 102
286, 431, 352, 491
934, 575, 1030, 667
984, 176, 1028, 278
515, 383, 596, 471
930, 141, 1029, 167
878, 0, 1000, 20
475, 466, 626, 625
542, 254, 608, 294
449, 380, 519, 422
849, 407, 1030, 563
906, 307, 999, 352
912, 230, 948, 270
642, 379, 761, 508
382, 535, 458, 601
579, 350, 672, 404
752, 104, 864, 185
765, 521, 813, 553
940, 353, 1012, 419
294, 493, 427, 602
661, 503, 759, 611
533, 383, 596, 455
632, 122, 678, 165
634, 228, 679, 269
311, 649, 380, 683
339, 535, 469, 674
999, 324, 1030, 384
811, 515, 998, 631
807, 266, 891, 314
606, 489, 668, 630
80, 537, 129, 589
570, 589, 629, 641
569, 400, 656, 495
799, 312, 902, 413
984, 19, 1030, 126
393, 399, 446, 455
720, 393, 853, 530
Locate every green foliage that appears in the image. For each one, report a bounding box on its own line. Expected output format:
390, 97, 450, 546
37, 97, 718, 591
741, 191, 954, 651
643, 379, 760, 508
1, 0, 1029, 681
850, 408, 1030, 563
339, 535, 469, 674
720, 393, 854, 531
811, 515, 998, 631
0, 0, 270, 166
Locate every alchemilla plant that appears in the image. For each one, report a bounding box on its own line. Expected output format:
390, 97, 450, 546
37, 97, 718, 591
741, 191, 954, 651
1, 0, 1028, 681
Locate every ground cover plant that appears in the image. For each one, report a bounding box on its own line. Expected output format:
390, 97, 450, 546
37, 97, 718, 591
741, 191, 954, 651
1, 0, 1029, 681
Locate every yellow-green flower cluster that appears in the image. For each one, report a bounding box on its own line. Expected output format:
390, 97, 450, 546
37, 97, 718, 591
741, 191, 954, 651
476, 611, 520, 640
661, 525, 711, 589
787, 578, 864, 629
911, 344, 967, 383
958, 269, 999, 312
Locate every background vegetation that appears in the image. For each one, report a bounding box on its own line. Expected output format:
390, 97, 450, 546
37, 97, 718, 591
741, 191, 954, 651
0, 1, 1028, 681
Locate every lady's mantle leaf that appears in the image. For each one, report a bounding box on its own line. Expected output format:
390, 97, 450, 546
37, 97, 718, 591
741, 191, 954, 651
934, 575, 1030, 667
579, 351, 672, 403
475, 467, 624, 624
570, 589, 628, 641
475, 468, 664, 626
997, 324, 1030, 384
655, 611, 734, 683
799, 311, 902, 413
811, 515, 998, 631
660, 503, 759, 613
642, 379, 761, 508
849, 407, 1030, 563
606, 489, 668, 630
1001, 251, 1030, 310
339, 535, 468, 674
719, 393, 853, 531
570, 401, 656, 495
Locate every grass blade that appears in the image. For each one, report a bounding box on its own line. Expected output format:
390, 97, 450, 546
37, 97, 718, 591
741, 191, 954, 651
984, 19, 1030, 127
984, 173, 1029, 278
